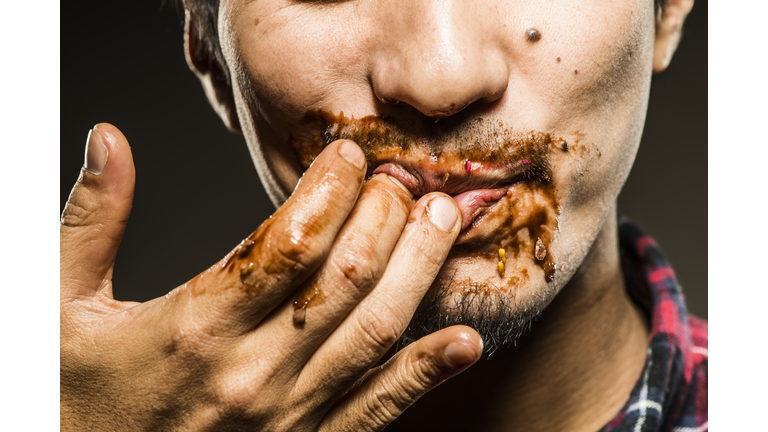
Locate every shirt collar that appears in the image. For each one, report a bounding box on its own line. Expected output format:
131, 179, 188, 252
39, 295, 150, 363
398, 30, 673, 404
600, 217, 698, 431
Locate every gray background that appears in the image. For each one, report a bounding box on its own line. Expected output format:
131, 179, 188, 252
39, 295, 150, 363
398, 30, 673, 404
60, 2, 707, 318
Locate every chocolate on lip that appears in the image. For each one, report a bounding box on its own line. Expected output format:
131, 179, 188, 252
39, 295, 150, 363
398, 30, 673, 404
288, 110, 565, 282
371, 161, 528, 231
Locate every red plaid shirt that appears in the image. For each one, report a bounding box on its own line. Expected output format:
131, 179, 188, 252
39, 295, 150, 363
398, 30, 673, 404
600, 218, 708, 431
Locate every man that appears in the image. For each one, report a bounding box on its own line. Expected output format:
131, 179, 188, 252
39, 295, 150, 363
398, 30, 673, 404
60, 0, 706, 430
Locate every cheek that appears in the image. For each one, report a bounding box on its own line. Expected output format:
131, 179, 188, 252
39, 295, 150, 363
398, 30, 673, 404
502, 0, 655, 131
530, 2, 654, 193
230, 2, 373, 136
504, 1, 655, 265
222, 0, 655, 210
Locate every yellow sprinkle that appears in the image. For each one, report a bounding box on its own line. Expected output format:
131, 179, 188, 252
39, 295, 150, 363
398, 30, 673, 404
499, 248, 506, 263
498, 261, 505, 277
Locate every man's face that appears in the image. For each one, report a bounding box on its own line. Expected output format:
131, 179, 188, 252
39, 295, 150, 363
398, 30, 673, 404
214, 0, 656, 342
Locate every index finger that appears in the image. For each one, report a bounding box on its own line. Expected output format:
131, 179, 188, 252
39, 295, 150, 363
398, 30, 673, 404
172, 140, 368, 336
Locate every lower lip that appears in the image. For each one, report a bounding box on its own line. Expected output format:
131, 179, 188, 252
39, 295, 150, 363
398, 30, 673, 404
371, 164, 511, 233
453, 187, 509, 231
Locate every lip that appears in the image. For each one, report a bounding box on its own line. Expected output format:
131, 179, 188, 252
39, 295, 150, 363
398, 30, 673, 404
371, 157, 534, 232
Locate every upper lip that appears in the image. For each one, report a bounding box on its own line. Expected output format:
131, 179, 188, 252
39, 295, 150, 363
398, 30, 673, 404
369, 157, 534, 197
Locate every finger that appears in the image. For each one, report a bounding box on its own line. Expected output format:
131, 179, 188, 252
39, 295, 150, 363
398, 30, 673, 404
242, 172, 414, 365
318, 326, 483, 432
299, 193, 462, 396
60, 123, 135, 298
175, 139, 368, 335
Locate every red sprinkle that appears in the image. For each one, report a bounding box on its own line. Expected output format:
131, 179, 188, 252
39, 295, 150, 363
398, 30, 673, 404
522, 160, 531, 164
466, 160, 471, 172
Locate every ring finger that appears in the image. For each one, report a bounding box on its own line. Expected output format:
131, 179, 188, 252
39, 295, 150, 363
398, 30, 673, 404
247, 172, 415, 369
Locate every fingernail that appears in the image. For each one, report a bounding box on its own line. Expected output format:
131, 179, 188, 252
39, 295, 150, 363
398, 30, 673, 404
428, 196, 458, 232
338, 140, 366, 170
445, 341, 478, 367
84, 128, 108, 175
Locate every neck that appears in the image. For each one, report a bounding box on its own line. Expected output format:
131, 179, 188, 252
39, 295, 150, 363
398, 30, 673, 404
390, 209, 650, 431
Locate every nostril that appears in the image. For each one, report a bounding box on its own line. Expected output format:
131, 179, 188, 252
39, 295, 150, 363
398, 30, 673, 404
377, 94, 400, 105
370, 55, 509, 120
424, 101, 472, 118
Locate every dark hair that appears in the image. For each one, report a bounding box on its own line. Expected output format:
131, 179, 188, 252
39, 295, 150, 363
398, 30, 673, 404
183, 0, 668, 87
183, 0, 227, 85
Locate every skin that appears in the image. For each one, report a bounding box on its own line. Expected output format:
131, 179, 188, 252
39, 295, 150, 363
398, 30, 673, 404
60, 0, 694, 430
213, 0, 681, 320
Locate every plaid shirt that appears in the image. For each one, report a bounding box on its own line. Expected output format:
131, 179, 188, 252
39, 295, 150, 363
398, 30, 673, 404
600, 218, 708, 432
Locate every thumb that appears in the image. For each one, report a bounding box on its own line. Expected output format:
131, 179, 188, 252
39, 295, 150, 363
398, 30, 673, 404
60, 123, 135, 299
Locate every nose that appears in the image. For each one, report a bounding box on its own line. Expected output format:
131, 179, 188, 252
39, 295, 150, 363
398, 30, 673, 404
370, 1, 509, 118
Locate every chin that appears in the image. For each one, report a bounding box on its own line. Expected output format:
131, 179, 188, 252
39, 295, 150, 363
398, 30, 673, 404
399, 256, 558, 356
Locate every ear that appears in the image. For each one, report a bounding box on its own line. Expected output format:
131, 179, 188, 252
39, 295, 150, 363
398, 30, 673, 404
653, 0, 695, 73
184, 10, 242, 132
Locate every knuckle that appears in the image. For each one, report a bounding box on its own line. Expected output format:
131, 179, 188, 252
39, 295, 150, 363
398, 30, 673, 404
298, 165, 360, 206
211, 377, 260, 422
364, 388, 401, 428
409, 233, 445, 271
268, 219, 326, 274
331, 247, 379, 294
208, 363, 284, 427
355, 297, 405, 354
406, 352, 442, 392
381, 182, 413, 215
160, 320, 278, 424
162, 327, 211, 364
368, 176, 411, 212
321, 166, 362, 201
162, 318, 228, 366
60, 186, 99, 228
361, 356, 438, 428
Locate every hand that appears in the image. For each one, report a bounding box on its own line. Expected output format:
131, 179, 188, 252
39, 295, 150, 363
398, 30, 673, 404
60, 123, 483, 431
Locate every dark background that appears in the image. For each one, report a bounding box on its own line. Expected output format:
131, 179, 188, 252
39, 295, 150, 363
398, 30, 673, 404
61, 2, 707, 318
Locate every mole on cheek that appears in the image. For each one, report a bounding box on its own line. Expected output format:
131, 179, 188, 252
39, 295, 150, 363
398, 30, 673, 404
525, 28, 542, 42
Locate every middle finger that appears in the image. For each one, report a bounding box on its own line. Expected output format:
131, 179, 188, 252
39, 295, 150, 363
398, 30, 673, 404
251, 173, 414, 367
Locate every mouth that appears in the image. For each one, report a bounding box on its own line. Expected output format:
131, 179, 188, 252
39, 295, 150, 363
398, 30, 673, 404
371, 155, 546, 234
288, 110, 561, 253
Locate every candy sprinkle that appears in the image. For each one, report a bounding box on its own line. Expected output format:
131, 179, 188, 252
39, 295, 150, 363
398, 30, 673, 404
499, 248, 506, 263
498, 261, 505, 277
466, 160, 472, 173
535, 237, 547, 261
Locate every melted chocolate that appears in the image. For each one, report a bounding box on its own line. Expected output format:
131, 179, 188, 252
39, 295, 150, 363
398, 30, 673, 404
285, 110, 584, 306
455, 178, 559, 286
290, 110, 555, 188
292, 281, 325, 325
218, 237, 263, 295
